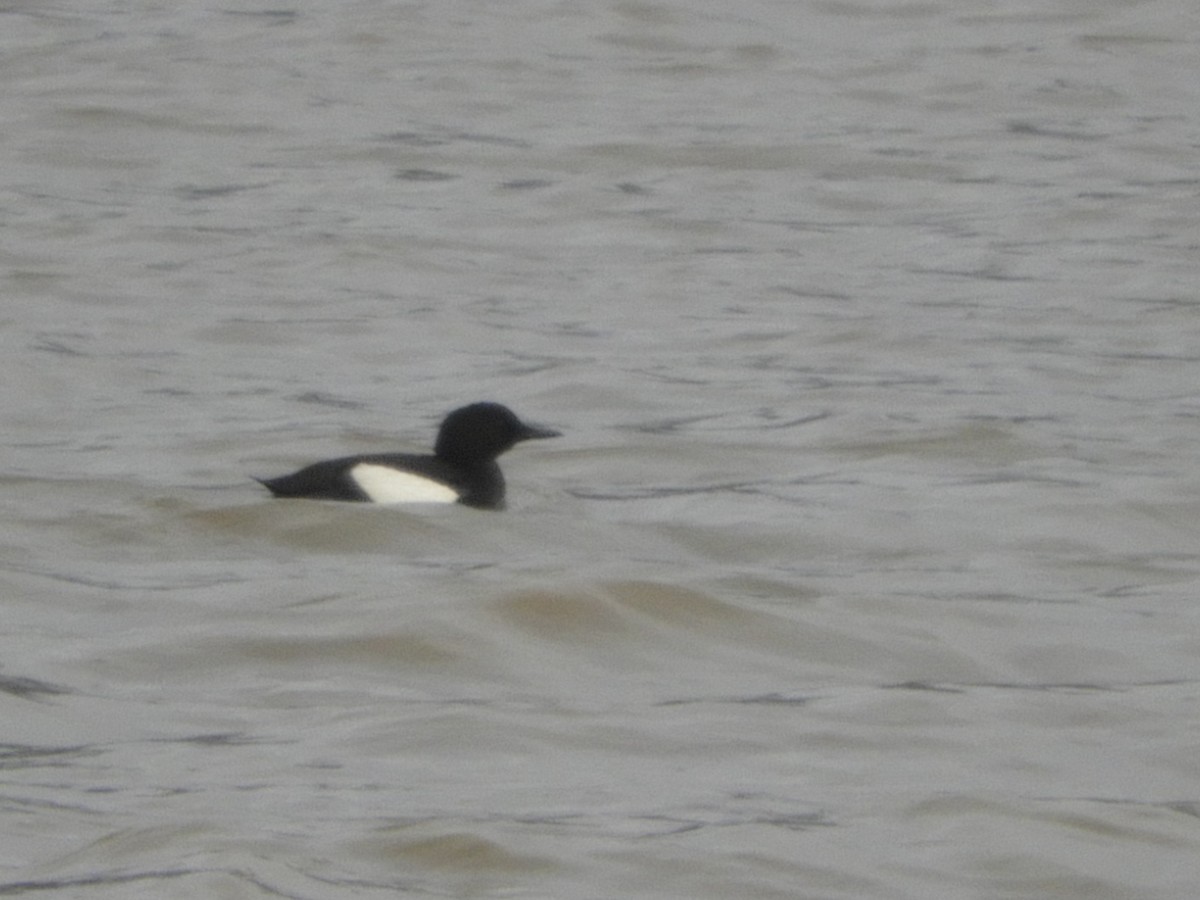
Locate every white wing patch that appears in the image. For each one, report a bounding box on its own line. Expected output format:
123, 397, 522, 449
348, 463, 460, 504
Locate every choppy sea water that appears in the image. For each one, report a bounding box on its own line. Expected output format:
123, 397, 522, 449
3, 1, 1200, 897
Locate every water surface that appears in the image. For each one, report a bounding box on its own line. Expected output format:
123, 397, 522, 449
3, 1, 1200, 897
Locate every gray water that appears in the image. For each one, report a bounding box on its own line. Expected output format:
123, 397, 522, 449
3, 1, 1200, 897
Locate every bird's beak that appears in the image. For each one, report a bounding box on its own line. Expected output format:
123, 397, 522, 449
520, 422, 561, 441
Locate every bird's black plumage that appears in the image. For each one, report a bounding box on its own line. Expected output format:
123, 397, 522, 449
255, 402, 560, 510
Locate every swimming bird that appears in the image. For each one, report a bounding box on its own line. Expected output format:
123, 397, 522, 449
255, 402, 560, 510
